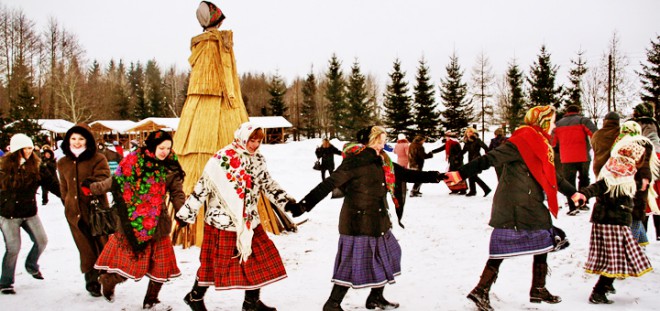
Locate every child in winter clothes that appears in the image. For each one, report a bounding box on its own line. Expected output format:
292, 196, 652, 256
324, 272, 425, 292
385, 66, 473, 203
578, 120, 657, 304
177, 122, 295, 311
0, 134, 60, 294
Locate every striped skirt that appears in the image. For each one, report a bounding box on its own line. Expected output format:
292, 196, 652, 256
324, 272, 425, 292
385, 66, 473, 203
94, 233, 180, 283
331, 230, 402, 289
489, 228, 553, 259
196, 224, 287, 290
584, 223, 653, 278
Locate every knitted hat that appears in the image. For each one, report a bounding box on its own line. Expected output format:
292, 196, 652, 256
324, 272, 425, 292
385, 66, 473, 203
356, 126, 374, 145
196, 1, 225, 29
397, 133, 406, 141
604, 111, 620, 121
145, 130, 173, 154
9, 133, 34, 153
524, 105, 556, 132
633, 102, 655, 119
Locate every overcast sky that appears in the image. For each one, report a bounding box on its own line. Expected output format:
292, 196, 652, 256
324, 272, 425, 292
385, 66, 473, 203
7, 0, 660, 87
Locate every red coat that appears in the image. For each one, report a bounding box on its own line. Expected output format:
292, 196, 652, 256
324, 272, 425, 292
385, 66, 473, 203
552, 112, 598, 163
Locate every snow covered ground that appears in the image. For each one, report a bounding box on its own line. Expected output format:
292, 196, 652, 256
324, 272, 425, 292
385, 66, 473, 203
2, 137, 660, 310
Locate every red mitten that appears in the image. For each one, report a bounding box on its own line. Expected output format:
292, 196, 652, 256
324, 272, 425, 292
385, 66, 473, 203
81, 186, 92, 196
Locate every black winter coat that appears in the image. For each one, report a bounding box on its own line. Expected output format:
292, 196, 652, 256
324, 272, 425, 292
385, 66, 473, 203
579, 180, 633, 226
0, 161, 61, 218
315, 145, 342, 170
462, 137, 489, 161
458, 141, 576, 230
302, 148, 440, 236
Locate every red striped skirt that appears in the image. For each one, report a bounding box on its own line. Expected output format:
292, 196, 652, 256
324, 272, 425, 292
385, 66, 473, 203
94, 233, 181, 283
584, 223, 653, 278
196, 224, 287, 290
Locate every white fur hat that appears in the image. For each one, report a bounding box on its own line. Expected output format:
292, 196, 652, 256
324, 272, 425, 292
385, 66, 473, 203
10, 133, 34, 153
397, 133, 406, 140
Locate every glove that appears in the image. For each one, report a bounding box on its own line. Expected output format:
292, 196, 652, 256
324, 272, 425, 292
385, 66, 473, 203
571, 192, 587, 207
285, 201, 306, 217
435, 172, 447, 182
176, 218, 189, 228
80, 179, 93, 196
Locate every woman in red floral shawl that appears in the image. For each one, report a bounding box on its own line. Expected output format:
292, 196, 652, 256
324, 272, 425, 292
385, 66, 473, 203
85, 130, 186, 310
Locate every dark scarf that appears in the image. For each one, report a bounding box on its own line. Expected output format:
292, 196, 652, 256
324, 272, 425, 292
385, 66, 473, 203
508, 125, 559, 218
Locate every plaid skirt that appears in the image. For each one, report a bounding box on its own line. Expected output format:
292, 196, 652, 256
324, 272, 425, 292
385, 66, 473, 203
94, 233, 180, 283
584, 223, 653, 278
489, 228, 553, 259
631, 220, 649, 246
196, 224, 287, 290
331, 230, 402, 289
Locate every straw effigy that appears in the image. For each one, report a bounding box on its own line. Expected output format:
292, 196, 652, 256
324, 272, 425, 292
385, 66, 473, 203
173, 29, 249, 247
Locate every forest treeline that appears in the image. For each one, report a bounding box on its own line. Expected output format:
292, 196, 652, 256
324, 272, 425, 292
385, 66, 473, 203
1, 3, 659, 144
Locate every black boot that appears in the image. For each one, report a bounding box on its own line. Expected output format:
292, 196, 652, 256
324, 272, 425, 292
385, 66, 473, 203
183, 281, 208, 311
529, 263, 561, 304
366, 286, 399, 310
143, 280, 171, 310
467, 265, 498, 311
84, 269, 102, 297
98, 273, 126, 302
323, 285, 349, 311
242, 289, 276, 311
589, 276, 614, 304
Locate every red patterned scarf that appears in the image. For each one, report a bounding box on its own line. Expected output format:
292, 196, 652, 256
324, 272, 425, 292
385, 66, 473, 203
508, 125, 559, 218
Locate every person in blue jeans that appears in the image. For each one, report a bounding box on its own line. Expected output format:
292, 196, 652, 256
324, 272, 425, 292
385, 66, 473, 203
0, 134, 61, 294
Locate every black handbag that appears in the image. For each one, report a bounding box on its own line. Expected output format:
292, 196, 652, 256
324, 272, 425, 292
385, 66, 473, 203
313, 160, 322, 171
551, 226, 570, 252
89, 195, 119, 237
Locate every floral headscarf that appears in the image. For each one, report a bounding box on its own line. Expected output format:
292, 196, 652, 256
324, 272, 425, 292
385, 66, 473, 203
524, 105, 556, 133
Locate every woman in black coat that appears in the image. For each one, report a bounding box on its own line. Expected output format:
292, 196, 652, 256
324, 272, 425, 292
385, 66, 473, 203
446, 106, 583, 311
286, 126, 444, 311
461, 127, 491, 197
315, 138, 342, 180
0, 134, 60, 294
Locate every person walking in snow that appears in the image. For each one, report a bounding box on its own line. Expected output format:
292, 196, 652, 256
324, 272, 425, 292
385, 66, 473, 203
57, 123, 111, 298
460, 127, 491, 197
285, 125, 445, 311
408, 135, 434, 197
0, 134, 60, 294
315, 138, 342, 180
445, 106, 584, 311
431, 131, 465, 194
85, 130, 186, 310
176, 122, 295, 311
577, 120, 657, 304
39, 148, 57, 205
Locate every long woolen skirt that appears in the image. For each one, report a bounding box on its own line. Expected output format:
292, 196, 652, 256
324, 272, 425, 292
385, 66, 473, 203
584, 223, 652, 278
489, 228, 554, 259
94, 233, 180, 283
196, 224, 287, 290
331, 230, 402, 289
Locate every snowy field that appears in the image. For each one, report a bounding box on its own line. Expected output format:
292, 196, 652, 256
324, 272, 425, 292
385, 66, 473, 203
2, 137, 659, 310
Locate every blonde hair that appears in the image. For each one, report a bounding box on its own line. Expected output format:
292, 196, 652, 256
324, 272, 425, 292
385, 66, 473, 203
367, 126, 387, 147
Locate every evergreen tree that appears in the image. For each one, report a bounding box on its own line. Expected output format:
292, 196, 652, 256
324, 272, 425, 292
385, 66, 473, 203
440, 53, 473, 134
324, 54, 347, 139
412, 57, 440, 140
301, 68, 319, 138
564, 49, 588, 111
7, 61, 42, 141
113, 60, 131, 119
145, 60, 165, 117
527, 45, 563, 109
638, 34, 660, 117
128, 62, 147, 120
505, 60, 526, 133
382, 59, 413, 137
267, 73, 287, 117
345, 59, 372, 135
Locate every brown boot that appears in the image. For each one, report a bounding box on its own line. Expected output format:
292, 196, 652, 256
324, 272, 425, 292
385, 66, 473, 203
98, 273, 126, 302
529, 263, 561, 304
143, 280, 170, 309
467, 265, 498, 311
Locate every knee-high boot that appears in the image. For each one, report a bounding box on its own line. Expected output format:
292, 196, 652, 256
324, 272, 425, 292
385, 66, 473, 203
242, 288, 276, 311
323, 284, 349, 311
589, 276, 615, 304
366, 286, 400, 310
467, 265, 498, 311
183, 280, 208, 311
143, 280, 171, 309
84, 269, 102, 297
98, 272, 126, 302
530, 262, 561, 304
